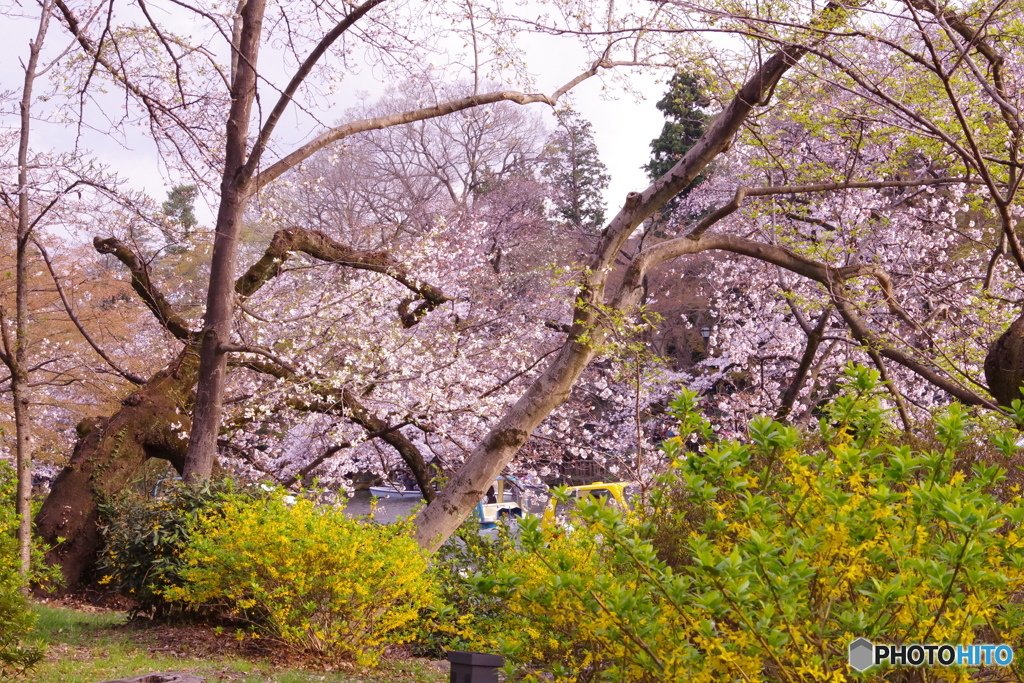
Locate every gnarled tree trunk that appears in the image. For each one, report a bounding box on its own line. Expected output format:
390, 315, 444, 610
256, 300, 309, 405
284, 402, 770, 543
35, 351, 197, 586
985, 312, 1024, 407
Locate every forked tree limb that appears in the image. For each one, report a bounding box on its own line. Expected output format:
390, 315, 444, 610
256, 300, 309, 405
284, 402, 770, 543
249, 59, 639, 195
37, 240, 146, 385
775, 306, 831, 421
92, 224, 443, 487
93, 237, 198, 343
235, 227, 450, 326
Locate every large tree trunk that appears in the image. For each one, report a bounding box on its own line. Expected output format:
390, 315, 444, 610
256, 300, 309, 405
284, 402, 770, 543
414, 341, 597, 550
985, 312, 1024, 407
414, 38, 815, 552
183, 0, 266, 481
35, 351, 197, 586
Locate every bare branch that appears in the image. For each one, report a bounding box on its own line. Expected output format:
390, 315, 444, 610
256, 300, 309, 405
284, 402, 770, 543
242, 0, 389, 181
52, 0, 216, 161
36, 240, 145, 385
249, 60, 627, 195
92, 237, 197, 343
682, 176, 975, 240
864, 346, 912, 432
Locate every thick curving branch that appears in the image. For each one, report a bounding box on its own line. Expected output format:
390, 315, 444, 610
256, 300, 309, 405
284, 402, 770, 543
622, 231, 998, 409
93, 237, 197, 343
828, 285, 998, 409
249, 58, 634, 196
235, 227, 450, 326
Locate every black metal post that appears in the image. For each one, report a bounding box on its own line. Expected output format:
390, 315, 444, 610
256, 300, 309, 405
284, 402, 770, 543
448, 650, 504, 683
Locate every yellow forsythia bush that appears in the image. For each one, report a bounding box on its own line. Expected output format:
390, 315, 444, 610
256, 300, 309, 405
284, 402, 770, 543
469, 367, 1024, 682
164, 491, 437, 664
466, 523, 633, 682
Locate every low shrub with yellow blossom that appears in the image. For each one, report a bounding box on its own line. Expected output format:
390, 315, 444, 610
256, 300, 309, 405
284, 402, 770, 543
164, 490, 438, 665
98, 477, 240, 617
468, 365, 1024, 682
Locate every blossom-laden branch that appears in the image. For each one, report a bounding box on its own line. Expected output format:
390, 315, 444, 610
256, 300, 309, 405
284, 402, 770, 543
278, 418, 412, 489
93, 224, 442, 487
622, 230, 999, 410
235, 227, 451, 327
236, 359, 436, 501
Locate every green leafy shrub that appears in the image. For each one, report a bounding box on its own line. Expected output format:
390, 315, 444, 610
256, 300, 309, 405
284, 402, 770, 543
468, 366, 1024, 682
97, 477, 241, 617
164, 490, 438, 665
0, 463, 43, 677
414, 524, 517, 657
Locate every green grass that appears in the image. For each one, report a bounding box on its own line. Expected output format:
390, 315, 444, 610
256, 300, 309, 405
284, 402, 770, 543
19, 604, 445, 683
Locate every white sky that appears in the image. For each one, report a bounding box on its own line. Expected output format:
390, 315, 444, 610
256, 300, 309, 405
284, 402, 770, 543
1, 3, 671, 227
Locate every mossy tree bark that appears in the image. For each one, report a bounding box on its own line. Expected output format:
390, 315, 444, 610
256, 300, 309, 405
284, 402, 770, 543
34, 351, 197, 586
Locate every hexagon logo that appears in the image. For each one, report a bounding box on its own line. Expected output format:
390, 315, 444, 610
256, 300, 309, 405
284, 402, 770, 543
849, 638, 875, 672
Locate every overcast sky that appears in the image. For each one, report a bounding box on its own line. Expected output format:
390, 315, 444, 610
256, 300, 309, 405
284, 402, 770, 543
1, 3, 671, 227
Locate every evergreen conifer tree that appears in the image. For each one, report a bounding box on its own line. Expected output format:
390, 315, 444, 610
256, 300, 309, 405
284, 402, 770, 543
543, 109, 610, 231
644, 72, 710, 187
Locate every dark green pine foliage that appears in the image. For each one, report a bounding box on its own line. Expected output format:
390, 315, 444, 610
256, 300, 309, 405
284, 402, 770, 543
644, 72, 710, 188
161, 184, 198, 238
543, 108, 610, 232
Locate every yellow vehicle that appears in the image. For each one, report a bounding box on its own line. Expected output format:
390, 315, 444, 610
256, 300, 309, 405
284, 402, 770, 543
541, 481, 632, 526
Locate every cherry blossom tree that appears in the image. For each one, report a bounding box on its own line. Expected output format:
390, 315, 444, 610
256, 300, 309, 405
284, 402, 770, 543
25, 0, 1024, 583
414, 0, 1024, 548
24, 0, 666, 581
